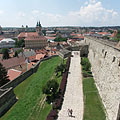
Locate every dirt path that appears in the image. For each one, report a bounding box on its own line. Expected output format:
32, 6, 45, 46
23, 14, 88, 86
57, 51, 83, 120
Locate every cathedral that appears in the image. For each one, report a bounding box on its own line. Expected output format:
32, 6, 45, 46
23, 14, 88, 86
18, 21, 48, 49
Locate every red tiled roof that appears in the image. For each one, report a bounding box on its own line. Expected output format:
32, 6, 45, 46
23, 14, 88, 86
18, 32, 38, 38
0, 35, 5, 41
35, 49, 47, 54
25, 36, 47, 41
36, 54, 46, 60
0, 56, 25, 70
71, 33, 83, 36
8, 69, 22, 81
28, 55, 36, 61
45, 36, 56, 40
97, 32, 109, 35
51, 48, 57, 52
111, 31, 118, 38
27, 62, 35, 70
72, 36, 84, 39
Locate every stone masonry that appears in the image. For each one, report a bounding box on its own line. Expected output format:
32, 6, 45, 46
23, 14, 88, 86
85, 36, 120, 120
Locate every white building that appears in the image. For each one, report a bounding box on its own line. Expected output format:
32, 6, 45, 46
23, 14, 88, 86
0, 38, 15, 48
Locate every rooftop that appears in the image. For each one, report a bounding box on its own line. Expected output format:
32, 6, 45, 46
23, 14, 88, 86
8, 69, 22, 81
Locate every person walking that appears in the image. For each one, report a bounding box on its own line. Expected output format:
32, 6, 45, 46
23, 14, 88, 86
70, 109, 73, 117
67, 109, 70, 117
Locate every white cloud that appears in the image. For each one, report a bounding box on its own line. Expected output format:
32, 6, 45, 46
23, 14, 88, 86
0, 10, 3, 15
85, 1, 89, 5
18, 12, 26, 17
8, 0, 120, 27
30, 0, 120, 27
66, 0, 120, 26
89, 0, 97, 4
32, 10, 40, 15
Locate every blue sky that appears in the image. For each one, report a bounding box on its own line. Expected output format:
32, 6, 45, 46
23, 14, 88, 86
0, 0, 120, 27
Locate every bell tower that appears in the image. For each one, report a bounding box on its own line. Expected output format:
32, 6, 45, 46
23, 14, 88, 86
36, 21, 42, 36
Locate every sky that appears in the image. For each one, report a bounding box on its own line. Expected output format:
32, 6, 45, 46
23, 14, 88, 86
0, 0, 120, 27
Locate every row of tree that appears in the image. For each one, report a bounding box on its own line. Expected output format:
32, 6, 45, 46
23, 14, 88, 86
1, 48, 23, 60
54, 37, 67, 42
13, 38, 25, 47
42, 63, 66, 103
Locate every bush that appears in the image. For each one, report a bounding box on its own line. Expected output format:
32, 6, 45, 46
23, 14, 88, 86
46, 110, 58, 120
53, 97, 63, 109
42, 80, 59, 95
82, 71, 93, 78
81, 57, 91, 71
55, 63, 66, 76
46, 57, 71, 119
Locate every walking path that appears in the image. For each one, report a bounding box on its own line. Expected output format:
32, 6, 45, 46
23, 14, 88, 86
57, 51, 83, 120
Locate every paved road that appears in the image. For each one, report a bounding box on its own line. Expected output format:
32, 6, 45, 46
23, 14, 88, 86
57, 51, 83, 120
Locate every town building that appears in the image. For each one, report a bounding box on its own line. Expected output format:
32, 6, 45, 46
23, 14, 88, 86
0, 38, 15, 48
18, 21, 48, 49
58, 48, 71, 58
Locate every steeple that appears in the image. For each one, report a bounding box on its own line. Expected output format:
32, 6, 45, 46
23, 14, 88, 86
36, 21, 42, 36
38, 21, 41, 27
36, 21, 39, 27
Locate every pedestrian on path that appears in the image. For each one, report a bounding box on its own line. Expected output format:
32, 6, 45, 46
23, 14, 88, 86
67, 109, 70, 117
70, 109, 73, 117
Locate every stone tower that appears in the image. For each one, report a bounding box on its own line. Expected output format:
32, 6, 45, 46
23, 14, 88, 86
36, 21, 42, 36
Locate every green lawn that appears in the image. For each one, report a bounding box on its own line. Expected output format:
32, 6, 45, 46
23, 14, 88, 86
83, 77, 106, 120
1, 56, 62, 120
81, 57, 106, 120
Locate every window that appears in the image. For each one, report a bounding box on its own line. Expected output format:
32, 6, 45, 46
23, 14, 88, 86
102, 49, 104, 53
94, 52, 95, 58
104, 51, 107, 58
118, 61, 120, 66
112, 57, 116, 62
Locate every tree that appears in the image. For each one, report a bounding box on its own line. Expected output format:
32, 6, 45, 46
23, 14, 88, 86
0, 63, 10, 87
54, 37, 67, 42
2, 48, 9, 59
81, 57, 91, 71
55, 64, 66, 76
15, 38, 25, 47
42, 80, 59, 96
14, 51, 18, 57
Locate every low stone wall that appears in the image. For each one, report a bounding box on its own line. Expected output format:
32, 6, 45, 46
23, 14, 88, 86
85, 36, 120, 120
1, 69, 33, 89
0, 88, 17, 117
0, 55, 58, 90
0, 55, 58, 118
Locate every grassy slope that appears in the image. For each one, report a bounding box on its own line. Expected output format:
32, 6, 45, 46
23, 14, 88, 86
83, 77, 106, 120
1, 56, 62, 120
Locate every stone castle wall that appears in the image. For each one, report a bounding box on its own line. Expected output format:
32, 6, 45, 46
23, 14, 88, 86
85, 36, 120, 120
0, 88, 17, 117
0, 55, 58, 117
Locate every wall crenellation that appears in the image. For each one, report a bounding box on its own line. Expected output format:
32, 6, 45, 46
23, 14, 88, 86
85, 36, 120, 120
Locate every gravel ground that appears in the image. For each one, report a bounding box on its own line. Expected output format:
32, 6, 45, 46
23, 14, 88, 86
57, 51, 83, 120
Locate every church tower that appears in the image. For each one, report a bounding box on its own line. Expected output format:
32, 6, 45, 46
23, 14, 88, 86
36, 21, 42, 36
